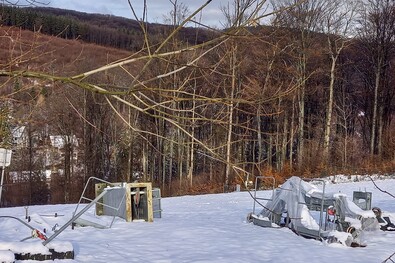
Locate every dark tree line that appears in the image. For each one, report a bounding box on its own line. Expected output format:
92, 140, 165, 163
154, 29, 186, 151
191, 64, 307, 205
0, 5, 147, 50
0, 5, 215, 52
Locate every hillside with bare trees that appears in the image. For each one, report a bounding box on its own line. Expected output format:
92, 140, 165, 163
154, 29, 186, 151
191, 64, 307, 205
0, 0, 394, 207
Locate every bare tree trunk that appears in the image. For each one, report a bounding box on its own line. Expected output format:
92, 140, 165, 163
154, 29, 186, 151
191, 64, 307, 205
177, 128, 183, 188
297, 40, 307, 169
275, 99, 282, 171
268, 135, 273, 167
281, 114, 288, 171
127, 107, 132, 183
297, 71, 305, 168
83, 90, 87, 187
142, 139, 147, 182
290, 96, 296, 170
371, 63, 381, 156
64, 139, 71, 203
28, 124, 33, 205
340, 89, 349, 169
127, 142, 132, 182
156, 117, 166, 190
225, 50, 236, 189
187, 86, 196, 187
323, 55, 337, 164
169, 136, 174, 191
162, 147, 166, 191
378, 105, 384, 156
257, 107, 263, 162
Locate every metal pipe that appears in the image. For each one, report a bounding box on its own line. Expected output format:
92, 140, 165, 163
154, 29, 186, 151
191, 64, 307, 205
42, 189, 109, 246
0, 151, 7, 205
0, 215, 35, 231
0, 166, 4, 205
73, 176, 118, 217
0, 149, 11, 206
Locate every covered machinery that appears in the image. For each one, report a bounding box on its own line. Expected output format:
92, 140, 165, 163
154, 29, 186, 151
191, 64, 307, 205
247, 176, 383, 246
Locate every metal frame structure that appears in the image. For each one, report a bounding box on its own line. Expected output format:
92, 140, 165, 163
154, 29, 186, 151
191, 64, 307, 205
0, 216, 37, 241
249, 176, 277, 228
294, 178, 331, 240
252, 176, 276, 215
43, 177, 126, 245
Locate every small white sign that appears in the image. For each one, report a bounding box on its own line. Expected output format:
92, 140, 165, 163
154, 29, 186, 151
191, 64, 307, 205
0, 148, 12, 167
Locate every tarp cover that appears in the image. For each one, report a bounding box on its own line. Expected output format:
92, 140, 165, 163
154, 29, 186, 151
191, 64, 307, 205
258, 176, 376, 232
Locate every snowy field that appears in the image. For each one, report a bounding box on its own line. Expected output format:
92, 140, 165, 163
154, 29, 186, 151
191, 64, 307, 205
1, 176, 395, 262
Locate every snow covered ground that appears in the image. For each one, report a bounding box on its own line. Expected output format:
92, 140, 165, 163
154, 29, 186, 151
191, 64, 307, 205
0, 176, 395, 262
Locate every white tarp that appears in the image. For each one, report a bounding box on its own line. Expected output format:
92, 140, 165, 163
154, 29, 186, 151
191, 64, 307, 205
258, 176, 320, 230
258, 176, 376, 232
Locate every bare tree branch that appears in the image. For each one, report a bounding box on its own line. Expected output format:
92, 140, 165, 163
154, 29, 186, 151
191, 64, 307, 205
2, 0, 49, 6
369, 175, 395, 199
382, 252, 395, 263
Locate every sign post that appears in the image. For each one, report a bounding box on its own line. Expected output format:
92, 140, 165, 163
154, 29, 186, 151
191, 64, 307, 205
0, 148, 12, 206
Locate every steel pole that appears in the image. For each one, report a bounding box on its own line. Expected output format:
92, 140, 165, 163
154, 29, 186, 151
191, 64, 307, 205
0, 150, 6, 206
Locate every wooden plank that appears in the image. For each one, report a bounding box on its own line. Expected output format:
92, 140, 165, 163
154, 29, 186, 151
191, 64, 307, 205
125, 185, 132, 222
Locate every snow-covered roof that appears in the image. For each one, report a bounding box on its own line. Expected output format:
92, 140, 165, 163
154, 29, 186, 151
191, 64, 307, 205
11, 126, 25, 139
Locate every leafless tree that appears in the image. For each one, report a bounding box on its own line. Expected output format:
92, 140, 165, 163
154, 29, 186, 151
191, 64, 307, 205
358, 0, 395, 157
270, 0, 327, 168
0, 0, 309, 196
320, 0, 359, 165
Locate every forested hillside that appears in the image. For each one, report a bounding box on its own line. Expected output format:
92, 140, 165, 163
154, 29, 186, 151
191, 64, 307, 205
0, 0, 394, 207
0, 5, 215, 51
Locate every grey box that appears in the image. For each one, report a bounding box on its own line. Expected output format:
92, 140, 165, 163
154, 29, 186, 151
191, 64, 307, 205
153, 188, 162, 218
353, 191, 372, 211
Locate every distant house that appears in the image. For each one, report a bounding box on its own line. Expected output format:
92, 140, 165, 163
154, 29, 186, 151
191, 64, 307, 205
48, 135, 79, 166
10, 128, 80, 178
11, 126, 27, 148
49, 135, 79, 149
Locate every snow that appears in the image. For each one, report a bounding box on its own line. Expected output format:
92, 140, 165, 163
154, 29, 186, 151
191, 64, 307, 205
0, 250, 14, 262
0, 178, 394, 262
299, 205, 320, 230
0, 241, 51, 255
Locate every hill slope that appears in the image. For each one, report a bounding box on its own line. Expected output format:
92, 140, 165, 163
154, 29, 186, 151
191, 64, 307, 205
0, 6, 215, 51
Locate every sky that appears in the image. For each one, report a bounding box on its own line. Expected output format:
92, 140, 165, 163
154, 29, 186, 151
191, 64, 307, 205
0, 175, 395, 262
15, 0, 233, 28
